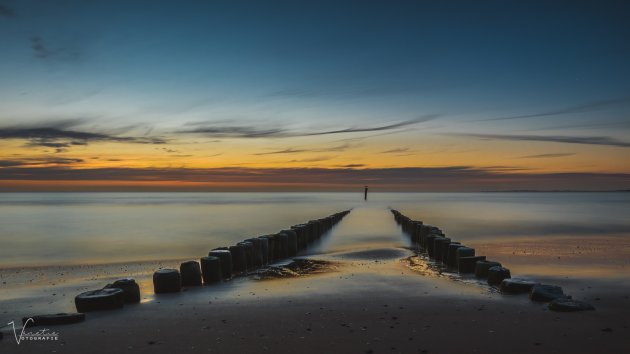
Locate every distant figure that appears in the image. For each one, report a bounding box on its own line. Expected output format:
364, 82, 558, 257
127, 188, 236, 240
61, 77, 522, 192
364, 185, 368, 201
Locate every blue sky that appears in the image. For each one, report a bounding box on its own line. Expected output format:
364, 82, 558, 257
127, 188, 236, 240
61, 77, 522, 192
1, 0, 630, 190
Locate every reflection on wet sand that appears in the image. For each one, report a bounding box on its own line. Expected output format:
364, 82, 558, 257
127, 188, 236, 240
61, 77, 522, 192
251, 259, 338, 280
469, 235, 630, 278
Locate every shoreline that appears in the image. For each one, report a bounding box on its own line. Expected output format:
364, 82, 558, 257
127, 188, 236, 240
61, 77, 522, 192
1, 206, 629, 353
2, 190, 629, 194
2, 245, 628, 353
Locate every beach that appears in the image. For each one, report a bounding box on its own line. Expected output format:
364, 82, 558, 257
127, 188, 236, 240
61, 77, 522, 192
1, 194, 629, 353
2, 248, 627, 353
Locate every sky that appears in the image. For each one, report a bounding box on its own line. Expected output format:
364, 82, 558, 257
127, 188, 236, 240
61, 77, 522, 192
1, 0, 630, 191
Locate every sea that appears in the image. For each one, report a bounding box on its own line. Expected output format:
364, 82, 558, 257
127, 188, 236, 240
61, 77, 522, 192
0, 192, 629, 278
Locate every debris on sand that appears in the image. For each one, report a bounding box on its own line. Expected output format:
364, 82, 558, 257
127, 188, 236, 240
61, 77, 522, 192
251, 259, 336, 280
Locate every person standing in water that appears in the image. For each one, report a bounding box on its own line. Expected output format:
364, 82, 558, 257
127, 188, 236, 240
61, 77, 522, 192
364, 185, 368, 201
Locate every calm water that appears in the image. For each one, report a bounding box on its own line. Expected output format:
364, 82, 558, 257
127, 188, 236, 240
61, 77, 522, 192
0, 192, 629, 270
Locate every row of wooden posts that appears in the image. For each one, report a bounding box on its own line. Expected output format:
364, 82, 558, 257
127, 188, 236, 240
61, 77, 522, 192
390, 209, 595, 312
153, 209, 352, 293
391, 209, 510, 281
69, 210, 351, 317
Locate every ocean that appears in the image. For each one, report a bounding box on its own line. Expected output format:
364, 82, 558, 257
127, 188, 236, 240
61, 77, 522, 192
0, 192, 628, 278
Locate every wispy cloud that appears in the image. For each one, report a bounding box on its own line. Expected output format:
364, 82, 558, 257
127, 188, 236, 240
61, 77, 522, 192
480, 165, 534, 172
180, 115, 438, 139
30, 36, 51, 59
0, 3, 14, 17
335, 164, 366, 168
450, 133, 630, 148
0, 121, 167, 152
0, 127, 166, 144
179, 126, 285, 138
268, 88, 318, 98
380, 147, 410, 154
0, 157, 83, 168
254, 148, 307, 156
303, 115, 438, 136
157, 147, 181, 154
29, 36, 82, 61
253, 143, 356, 156
334, 130, 410, 143
518, 153, 576, 159
518, 120, 630, 132
321, 143, 355, 152
476, 96, 630, 122
267, 82, 432, 101
286, 156, 336, 163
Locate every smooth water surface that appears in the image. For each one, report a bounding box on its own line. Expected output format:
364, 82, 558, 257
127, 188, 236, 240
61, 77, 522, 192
1, 192, 629, 273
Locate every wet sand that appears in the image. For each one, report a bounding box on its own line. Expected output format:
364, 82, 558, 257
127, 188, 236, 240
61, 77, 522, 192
1, 207, 629, 353
2, 249, 628, 353
470, 235, 630, 278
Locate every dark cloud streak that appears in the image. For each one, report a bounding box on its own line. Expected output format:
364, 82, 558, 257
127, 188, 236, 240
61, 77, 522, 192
180, 115, 438, 139
518, 153, 576, 159
254, 148, 307, 156
254, 143, 355, 156
476, 96, 630, 122
30, 36, 51, 58
180, 126, 285, 138
0, 3, 14, 17
335, 164, 366, 168
0, 157, 83, 168
450, 133, 630, 148
29, 36, 82, 61
303, 115, 438, 136
380, 147, 410, 154
286, 156, 335, 163
0, 125, 167, 151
